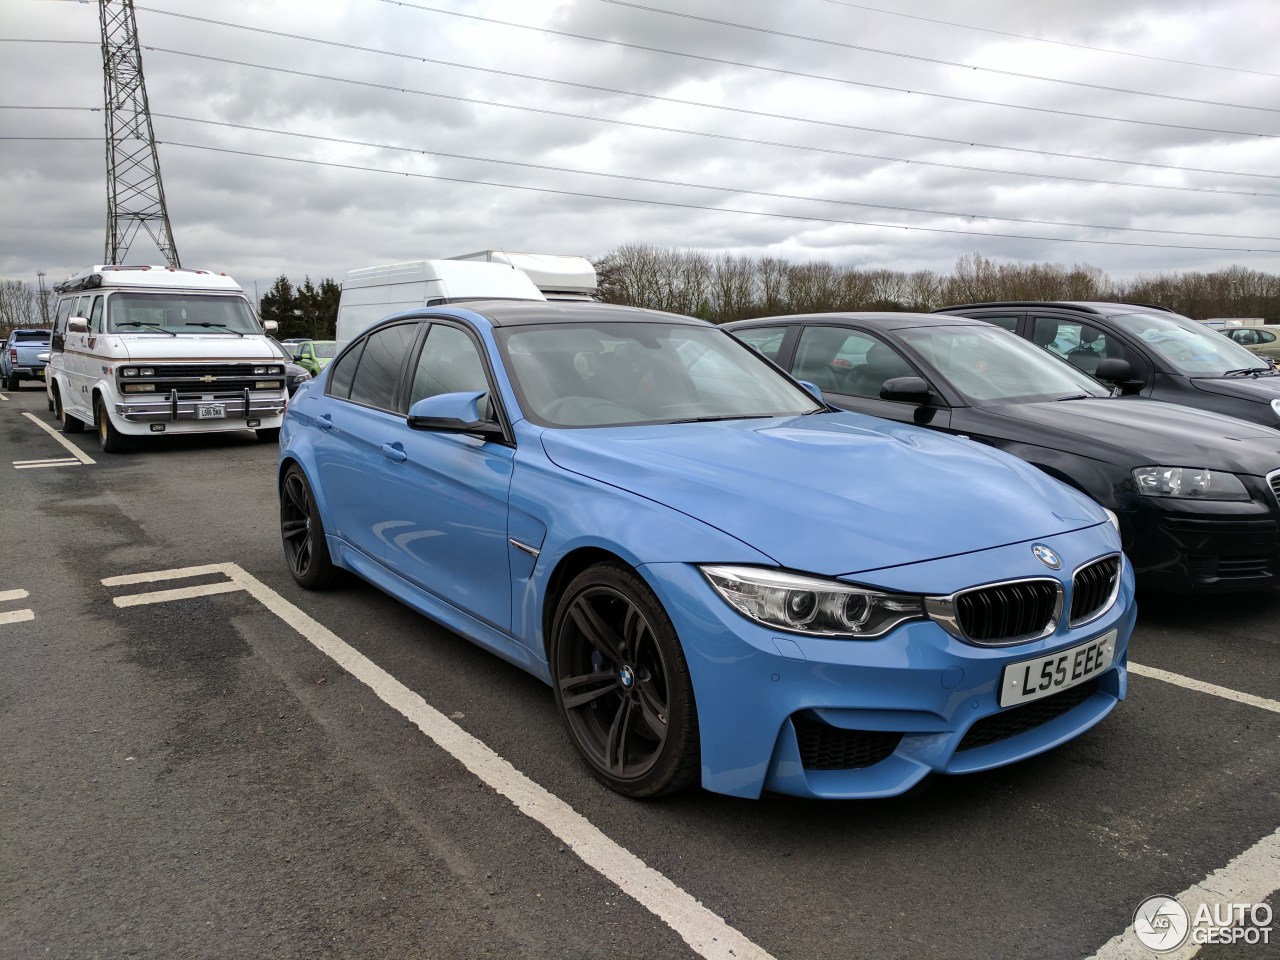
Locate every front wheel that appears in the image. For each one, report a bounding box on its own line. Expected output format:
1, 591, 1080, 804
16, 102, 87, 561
280, 464, 337, 589
95, 398, 132, 453
550, 562, 699, 798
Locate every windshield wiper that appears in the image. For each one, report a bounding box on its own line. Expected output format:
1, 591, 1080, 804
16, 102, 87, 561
669, 413, 774, 423
114, 321, 176, 336
1221, 367, 1271, 377
1055, 394, 1093, 401
187, 322, 244, 337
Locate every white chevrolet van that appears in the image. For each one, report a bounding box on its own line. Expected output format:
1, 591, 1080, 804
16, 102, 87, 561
46, 265, 288, 452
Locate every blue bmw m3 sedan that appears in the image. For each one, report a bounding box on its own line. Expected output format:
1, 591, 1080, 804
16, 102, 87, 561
278, 301, 1136, 800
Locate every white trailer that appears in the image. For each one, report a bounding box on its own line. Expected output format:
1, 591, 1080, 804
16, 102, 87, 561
449, 251, 597, 301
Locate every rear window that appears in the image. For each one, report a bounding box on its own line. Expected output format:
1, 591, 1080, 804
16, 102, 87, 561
14, 331, 49, 342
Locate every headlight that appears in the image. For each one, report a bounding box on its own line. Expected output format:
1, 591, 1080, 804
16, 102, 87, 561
700, 565, 924, 638
1132, 466, 1250, 501
121, 367, 138, 377
292, 373, 309, 383
1271, 398, 1280, 420
1104, 508, 1121, 533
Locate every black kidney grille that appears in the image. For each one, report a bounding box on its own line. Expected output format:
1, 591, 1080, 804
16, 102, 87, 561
792, 714, 903, 770
957, 680, 1098, 752
1070, 555, 1121, 625
955, 580, 1058, 642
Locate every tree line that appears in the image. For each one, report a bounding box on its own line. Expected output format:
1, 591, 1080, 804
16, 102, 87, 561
4, 252, 1278, 338
593, 246, 1280, 324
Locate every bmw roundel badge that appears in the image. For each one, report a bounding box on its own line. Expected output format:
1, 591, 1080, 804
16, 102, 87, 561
1032, 544, 1062, 570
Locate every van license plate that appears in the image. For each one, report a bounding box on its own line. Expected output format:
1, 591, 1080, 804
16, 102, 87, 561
998, 630, 1116, 707
197, 403, 226, 419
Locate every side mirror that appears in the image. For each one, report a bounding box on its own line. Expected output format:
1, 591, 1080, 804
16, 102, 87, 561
797, 380, 824, 402
263, 320, 279, 334
1094, 358, 1132, 382
406, 390, 503, 438
291, 352, 304, 362
880, 376, 931, 402
67, 317, 90, 334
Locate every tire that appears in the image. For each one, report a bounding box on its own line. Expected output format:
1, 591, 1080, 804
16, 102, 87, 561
56, 390, 85, 434
5, 374, 18, 392
280, 464, 337, 589
550, 562, 699, 798
94, 398, 132, 453
256, 427, 281, 443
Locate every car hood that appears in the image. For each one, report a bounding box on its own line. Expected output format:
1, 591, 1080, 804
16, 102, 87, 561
985, 398, 1280, 474
539, 412, 1105, 577
1190, 373, 1280, 405
110, 335, 279, 362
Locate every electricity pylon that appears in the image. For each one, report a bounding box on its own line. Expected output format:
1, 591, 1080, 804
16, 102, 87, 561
99, 0, 180, 267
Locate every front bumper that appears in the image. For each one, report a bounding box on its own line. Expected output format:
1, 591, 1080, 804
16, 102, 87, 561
114, 391, 287, 424
643, 532, 1136, 799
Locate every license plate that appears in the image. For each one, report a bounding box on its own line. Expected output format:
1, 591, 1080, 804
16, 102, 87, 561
998, 630, 1117, 707
197, 403, 226, 420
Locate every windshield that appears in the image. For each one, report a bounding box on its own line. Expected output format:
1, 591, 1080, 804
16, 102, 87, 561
498, 322, 823, 427
312, 341, 338, 359
897, 325, 1112, 403
1109, 311, 1270, 377
107, 293, 261, 335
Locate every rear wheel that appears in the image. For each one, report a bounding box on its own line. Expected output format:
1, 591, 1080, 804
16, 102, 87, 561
94, 398, 132, 453
5, 374, 18, 392
550, 562, 699, 798
55, 390, 84, 434
280, 464, 336, 589
256, 427, 281, 443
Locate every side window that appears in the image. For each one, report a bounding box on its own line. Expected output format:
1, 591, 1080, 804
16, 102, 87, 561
326, 340, 364, 400
734, 326, 787, 362
1259, 330, 1277, 345
794, 326, 918, 397
347, 323, 419, 410
88, 296, 105, 334
979, 314, 1020, 332
409, 324, 492, 419
52, 298, 74, 351
1032, 316, 1144, 378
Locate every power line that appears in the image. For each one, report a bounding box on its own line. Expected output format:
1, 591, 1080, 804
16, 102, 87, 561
138, 47, 1280, 201
376, 0, 1279, 132
111, 139, 1280, 254
130, 113, 1279, 242
591, 0, 1280, 114
8, 34, 1277, 181
817, 0, 1280, 79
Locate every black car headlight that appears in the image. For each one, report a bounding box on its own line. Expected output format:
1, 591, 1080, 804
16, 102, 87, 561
1132, 466, 1249, 501
1271, 399, 1280, 420
700, 565, 924, 639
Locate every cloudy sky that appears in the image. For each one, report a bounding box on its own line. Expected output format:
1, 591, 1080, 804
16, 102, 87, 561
2, 0, 1278, 300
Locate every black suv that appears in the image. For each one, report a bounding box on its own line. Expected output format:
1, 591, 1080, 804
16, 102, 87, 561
934, 302, 1280, 429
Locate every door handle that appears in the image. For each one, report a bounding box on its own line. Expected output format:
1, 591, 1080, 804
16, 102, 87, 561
317, 413, 333, 431
381, 442, 408, 463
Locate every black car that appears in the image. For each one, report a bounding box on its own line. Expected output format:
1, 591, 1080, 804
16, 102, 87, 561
726, 313, 1280, 592
267, 338, 313, 396
932, 301, 1280, 430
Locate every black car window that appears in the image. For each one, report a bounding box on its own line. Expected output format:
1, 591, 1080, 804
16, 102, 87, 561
409, 324, 492, 419
980, 314, 1020, 332
348, 323, 419, 410
795, 326, 917, 398
1108, 311, 1261, 376
1031, 317, 1143, 378
734, 326, 787, 361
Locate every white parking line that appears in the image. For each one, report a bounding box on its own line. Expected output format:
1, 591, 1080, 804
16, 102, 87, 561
103, 563, 776, 960
1087, 825, 1280, 959
0, 589, 30, 603
21, 412, 96, 464
0, 609, 35, 625
1129, 662, 1280, 715
14, 457, 83, 469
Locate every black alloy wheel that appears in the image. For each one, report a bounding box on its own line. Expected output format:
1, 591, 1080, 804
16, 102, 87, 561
551, 563, 699, 798
280, 464, 336, 589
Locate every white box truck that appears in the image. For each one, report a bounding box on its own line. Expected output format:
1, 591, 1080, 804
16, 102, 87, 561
335, 259, 546, 343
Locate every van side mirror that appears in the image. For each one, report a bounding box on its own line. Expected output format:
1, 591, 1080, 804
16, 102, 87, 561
263, 320, 279, 333
67, 317, 90, 334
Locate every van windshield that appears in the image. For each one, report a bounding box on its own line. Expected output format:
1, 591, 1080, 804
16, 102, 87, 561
107, 293, 261, 335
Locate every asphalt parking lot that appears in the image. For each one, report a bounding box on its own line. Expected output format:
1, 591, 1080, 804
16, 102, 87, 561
1, 384, 1276, 960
